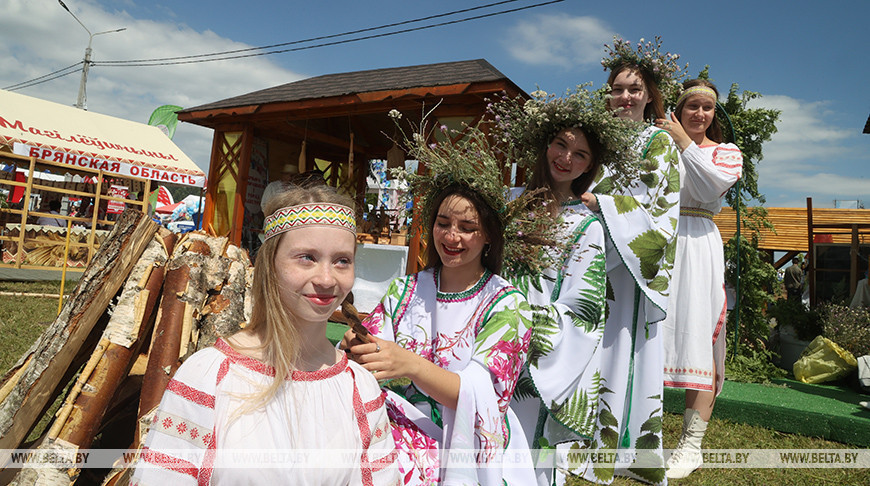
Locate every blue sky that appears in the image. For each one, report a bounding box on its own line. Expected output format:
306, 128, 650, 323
2, 0, 868, 208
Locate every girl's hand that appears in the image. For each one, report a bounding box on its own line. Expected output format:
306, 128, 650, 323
347, 336, 417, 381
580, 192, 599, 212
654, 113, 692, 151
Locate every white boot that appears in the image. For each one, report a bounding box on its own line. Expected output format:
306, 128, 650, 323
666, 409, 707, 479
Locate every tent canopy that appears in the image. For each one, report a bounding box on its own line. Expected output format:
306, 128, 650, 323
0, 89, 205, 187
155, 201, 183, 214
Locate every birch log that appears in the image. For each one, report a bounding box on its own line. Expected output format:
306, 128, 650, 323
197, 243, 252, 350
136, 232, 231, 424
56, 229, 177, 448
0, 210, 157, 451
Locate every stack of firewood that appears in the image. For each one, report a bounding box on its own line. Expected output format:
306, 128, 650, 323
0, 209, 252, 485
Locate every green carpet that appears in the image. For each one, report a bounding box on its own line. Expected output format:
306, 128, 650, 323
664, 378, 870, 446
327, 321, 350, 345
333, 320, 870, 446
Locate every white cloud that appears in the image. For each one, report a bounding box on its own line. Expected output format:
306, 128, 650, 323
747, 94, 868, 206
1, 0, 303, 173
503, 14, 613, 69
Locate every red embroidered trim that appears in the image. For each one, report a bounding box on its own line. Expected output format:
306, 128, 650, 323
363, 390, 387, 413
199, 428, 218, 485
348, 367, 375, 486
166, 379, 215, 409
712, 285, 727, 345
664, 380, 713, 391
216, 358, 230, 386
368, 450, 399, 471
140, 446, 198, 479
213, 338, 348, 381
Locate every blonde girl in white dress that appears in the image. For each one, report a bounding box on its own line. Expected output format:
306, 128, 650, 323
133, 185, 399, 485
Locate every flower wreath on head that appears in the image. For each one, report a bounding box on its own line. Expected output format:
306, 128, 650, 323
487, 83, 644, 192
601, 35, 687, 110
387, 109, 570, 279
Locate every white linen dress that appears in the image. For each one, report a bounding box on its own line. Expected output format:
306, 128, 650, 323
662, 142, 742, 395
568, 126, 681, 485
508, 201, 607, 486
132, 339, 399, 485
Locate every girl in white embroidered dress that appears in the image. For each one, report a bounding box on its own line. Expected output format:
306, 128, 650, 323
577, 60, 682, 485
655, 79, 743, 479
342, 183, 536, 485
133, 185, 398, 485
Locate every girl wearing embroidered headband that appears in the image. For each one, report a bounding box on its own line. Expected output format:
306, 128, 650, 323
654, 78, 743, 479
342, 123, 552, 484
134, 184, 399, 484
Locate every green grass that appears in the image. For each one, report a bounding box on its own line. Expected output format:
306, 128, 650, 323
564, 413, 870, 486
0, 281, 73, 375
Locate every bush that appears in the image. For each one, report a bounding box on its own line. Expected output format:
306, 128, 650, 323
820, 303, 870, 358
724, 339, 787, 384
767, 298, 822, 342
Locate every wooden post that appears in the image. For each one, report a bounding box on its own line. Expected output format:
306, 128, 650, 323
807, 197, 815, 306
851, 224, 859, 298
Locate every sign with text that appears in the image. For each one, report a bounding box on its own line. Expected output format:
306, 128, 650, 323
13, 143, 206, 188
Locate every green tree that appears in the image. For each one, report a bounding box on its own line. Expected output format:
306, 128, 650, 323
697, 67, 782, 359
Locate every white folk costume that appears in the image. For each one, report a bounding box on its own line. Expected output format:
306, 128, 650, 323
132, 339, 399, 485
508, 200, 606, 482
568, 126, 681, 486
362, 268, 537, 486
662, 142, 742, 394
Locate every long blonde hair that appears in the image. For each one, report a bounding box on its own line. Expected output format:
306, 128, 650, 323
246, 184, 359, 405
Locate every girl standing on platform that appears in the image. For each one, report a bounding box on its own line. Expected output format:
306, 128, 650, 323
655, 79, 743, 479
577, 36, 684, 485
489, 85, 642, 486
134, 184, 398, 485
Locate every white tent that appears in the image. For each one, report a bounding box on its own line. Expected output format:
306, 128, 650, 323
0, 89, 205, 188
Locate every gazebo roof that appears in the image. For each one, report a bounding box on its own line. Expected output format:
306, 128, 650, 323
180, 59, 519, 115
177, 59, 526, 163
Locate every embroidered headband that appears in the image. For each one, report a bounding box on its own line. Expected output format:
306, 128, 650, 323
676, 86, 717, 107
263, 203, 356, 240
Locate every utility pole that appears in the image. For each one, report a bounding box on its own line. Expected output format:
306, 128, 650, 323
57, 0, 125, 110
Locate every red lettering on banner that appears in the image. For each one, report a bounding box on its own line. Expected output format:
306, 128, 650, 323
28, 147, 39, 157
40, 149, 52, 160
52, 152, 63, 163
65, 153, 77, 164
110, 163, 120, 172
0, 116, 25, 131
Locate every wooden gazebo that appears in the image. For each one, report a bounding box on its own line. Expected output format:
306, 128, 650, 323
714, 198, 870, 304
177, 59, 526, 269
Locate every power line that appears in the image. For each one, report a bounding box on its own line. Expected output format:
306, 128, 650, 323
3, 62, 84, 91
5, 0, 563, 87
96, 0, 564, 68
100, 0, 529, 65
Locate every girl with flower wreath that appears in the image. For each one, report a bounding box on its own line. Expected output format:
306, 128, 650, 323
133, 184, 399, 485
574, 36, 684, 485
487, 85, 641, 486
654, 79, 743, 479
342, 124, 558, 485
